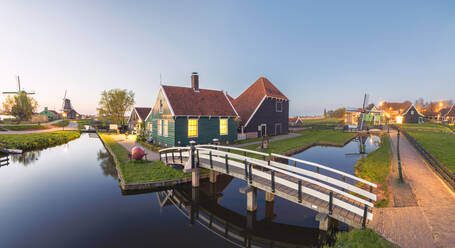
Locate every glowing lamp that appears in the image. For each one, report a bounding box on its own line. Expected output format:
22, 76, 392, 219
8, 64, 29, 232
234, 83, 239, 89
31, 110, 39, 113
396, 116, 403, 124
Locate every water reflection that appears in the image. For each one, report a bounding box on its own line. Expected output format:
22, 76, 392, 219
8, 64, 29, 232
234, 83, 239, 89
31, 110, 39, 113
9, 151, 41, 167
97, 150, 117, 178
157, 177, 339, 247
0, 153, 9, 167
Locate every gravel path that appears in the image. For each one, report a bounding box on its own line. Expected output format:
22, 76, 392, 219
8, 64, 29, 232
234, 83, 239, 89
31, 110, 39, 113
0, 121, 78, 134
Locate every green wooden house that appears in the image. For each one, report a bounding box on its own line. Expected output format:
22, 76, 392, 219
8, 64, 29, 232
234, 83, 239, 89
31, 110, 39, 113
39, 107, 59, 121
145, 73, 239, 147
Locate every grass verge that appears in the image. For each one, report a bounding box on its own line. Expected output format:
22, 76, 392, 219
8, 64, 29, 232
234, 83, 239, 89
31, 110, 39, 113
324, 228, 397, 248
355, 134, 391, 207
240, 129, 357, 156
0, 131, 81, 151
99, 133, 202, 184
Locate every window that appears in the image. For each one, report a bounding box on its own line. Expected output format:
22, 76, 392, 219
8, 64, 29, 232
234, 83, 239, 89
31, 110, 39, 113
411, 110, 414, 115
158, 119, 162, 136
147, 122, 153, 133
275, 123, 282, 135
276, 101, 283, 112
220, 119, 228, 135
163, 120, 168, 137
188, 119, 198, 137
159, 100, 163, 113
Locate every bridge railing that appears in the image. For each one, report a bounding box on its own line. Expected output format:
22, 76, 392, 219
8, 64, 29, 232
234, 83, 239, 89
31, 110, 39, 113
159, 145, 376, 223
195, 147, 374, 221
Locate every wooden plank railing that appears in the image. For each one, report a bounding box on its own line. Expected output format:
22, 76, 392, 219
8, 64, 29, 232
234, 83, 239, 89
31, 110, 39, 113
159, 145, 377, 223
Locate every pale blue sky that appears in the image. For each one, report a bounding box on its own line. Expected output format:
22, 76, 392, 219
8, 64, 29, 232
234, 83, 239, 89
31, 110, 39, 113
1, 1, 454, 115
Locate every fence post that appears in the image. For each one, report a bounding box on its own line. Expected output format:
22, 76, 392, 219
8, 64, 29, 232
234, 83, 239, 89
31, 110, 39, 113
225, 154, 229, 173
271, 171, 275, 193
244, 159, 248, 180
298, 180, 302, 203
209, 151, 213, 168
249, 163, 253, 184
329, 191, 333, 215
165, 152, 168, 164
197, 149, 200, 166
172, 150, 175, 162
180, 149, 183, 163
362, 205, 368, 229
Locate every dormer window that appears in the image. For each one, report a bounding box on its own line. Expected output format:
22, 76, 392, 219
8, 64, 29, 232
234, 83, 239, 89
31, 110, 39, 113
159, 100, 163, 113
276, 101, 283, 112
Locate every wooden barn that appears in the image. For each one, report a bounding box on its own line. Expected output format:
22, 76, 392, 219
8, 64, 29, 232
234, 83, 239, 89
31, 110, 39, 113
232, 77, 289, 139
128, 107, 151, 131
444, 106, 455, 123
145, 73, 238, 147
401, 104, 424, 124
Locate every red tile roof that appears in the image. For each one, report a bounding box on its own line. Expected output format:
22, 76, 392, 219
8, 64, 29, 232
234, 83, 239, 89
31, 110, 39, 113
162, 85, 237, 117
232, 77, 288, 126
134, 107, 152, 120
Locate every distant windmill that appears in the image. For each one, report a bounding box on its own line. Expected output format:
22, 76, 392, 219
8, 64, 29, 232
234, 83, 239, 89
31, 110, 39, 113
358, 93, 370, 131
2, 76, 35, 95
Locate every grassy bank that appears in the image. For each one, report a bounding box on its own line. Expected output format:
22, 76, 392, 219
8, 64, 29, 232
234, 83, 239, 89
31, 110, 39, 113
402, 123, 455, 172
99, 134, 196, 184
2, 125, 49, 131
52, 120, 70, 127
301, 118, 343, 129
0, 131, 81, 151
355, 135, 391, 207
241, 129, 357, 155
324, 229, 397, 248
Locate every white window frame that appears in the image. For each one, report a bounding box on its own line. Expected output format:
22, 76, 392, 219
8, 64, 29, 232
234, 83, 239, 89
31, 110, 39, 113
158, 119, 162, 136
163, 120, 168, 137
276, 101, 283, 112
188, 119, 198, 138
219, 118, 228, 136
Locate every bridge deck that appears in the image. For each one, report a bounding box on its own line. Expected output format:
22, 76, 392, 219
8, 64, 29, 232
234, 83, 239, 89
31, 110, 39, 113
166, 155, 369, 228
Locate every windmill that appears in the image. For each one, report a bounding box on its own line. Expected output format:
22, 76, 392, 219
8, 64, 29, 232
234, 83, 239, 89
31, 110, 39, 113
61, 90, 77, 119
2, 76, 35, 95
358, 93, 370, 131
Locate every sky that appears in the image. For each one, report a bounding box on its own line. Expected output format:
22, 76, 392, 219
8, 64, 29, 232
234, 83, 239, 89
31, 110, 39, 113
1, 1, 455, 115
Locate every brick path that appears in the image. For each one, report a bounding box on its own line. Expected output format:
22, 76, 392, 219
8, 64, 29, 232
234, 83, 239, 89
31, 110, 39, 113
107, 134, 160, 161
369, 130, 455, 248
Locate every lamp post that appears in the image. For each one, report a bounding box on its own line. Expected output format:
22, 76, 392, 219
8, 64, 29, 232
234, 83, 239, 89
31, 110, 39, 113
397, 129, 404, 183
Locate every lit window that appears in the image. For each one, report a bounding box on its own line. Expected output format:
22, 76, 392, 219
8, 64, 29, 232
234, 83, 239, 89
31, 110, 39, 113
220, 119, 228, 135
276, 101, 283, 112
163, 120, 168, 137
188, 119, 198, 137
147, 122, 153, 132
158, 120, 162, 136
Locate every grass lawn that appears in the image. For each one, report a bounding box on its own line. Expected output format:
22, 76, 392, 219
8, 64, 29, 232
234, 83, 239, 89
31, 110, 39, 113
241, 129, 357, 156
99, 133, 200, 184
401, 123, 453, 133
324, 228, 397, 248
139, 141, 161, 152
233, 134, 288, 145
301, 118, 343, 128
52, 120, 70, 127
2, 125, 49, 131
355, 135, 391, 207
0, 131, 81, 151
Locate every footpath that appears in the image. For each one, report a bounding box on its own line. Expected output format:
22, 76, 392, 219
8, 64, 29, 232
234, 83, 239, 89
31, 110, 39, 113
369, 130, 455, 248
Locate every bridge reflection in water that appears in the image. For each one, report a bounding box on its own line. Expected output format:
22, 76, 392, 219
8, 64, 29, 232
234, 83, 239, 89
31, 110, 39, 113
156, 176, 340, 248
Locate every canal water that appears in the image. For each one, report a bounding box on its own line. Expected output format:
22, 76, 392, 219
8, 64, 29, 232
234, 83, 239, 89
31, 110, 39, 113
0, 134, 379, 248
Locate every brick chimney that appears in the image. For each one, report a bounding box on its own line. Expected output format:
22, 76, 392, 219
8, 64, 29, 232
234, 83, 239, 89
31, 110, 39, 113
191, 72, 199, 92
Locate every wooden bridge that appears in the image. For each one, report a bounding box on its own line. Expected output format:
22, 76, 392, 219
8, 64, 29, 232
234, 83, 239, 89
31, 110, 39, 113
159, 143, 377, 229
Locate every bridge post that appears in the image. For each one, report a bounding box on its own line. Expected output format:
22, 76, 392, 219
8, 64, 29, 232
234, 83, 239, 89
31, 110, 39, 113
265, 192, 274, 202
246, 188, 257, 212
315, 213, 329, 231
190, 141, 199, 188
209, 170, 218, 183
265, 200, 275, 221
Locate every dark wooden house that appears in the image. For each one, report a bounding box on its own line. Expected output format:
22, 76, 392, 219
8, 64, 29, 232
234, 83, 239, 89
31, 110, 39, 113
128, 107, 152, 131
402, 104, 424, 124
145, 73, 238, 147
233, 77, 289, 138
444, 106, 455, 123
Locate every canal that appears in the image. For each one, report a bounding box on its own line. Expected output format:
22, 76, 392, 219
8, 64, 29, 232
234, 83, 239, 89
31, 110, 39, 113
0, 133, 380, 247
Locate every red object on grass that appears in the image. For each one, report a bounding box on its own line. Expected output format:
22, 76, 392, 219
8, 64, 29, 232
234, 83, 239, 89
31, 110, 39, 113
131, 146, 145, 160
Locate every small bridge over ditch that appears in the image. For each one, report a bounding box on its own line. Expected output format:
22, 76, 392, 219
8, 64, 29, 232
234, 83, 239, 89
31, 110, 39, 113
159, 144, 377, 229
